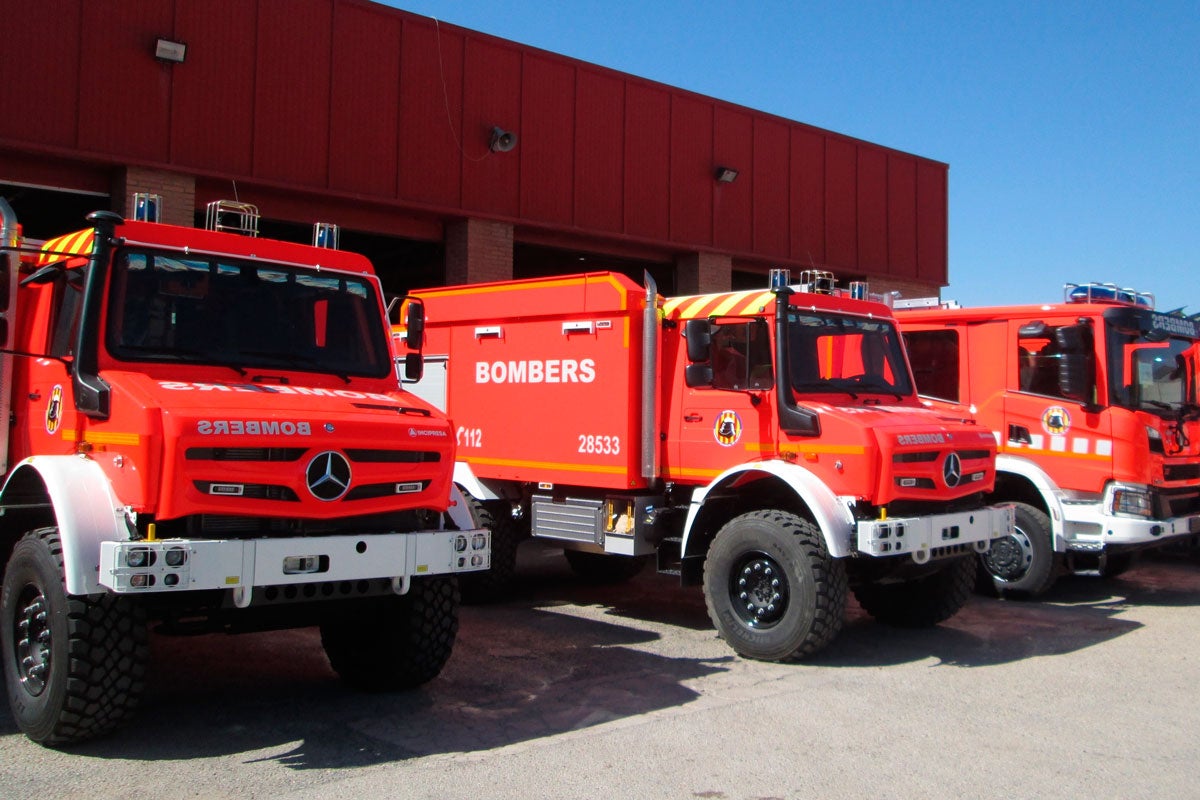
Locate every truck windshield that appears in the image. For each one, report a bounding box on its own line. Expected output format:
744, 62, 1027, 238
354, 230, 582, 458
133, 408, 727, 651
105, 248, 392, 378
1106, 328, 1199, 415
786, 311, 913, 396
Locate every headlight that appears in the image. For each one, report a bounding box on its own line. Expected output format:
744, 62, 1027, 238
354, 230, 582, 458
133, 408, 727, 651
1111, 485, 1153, 518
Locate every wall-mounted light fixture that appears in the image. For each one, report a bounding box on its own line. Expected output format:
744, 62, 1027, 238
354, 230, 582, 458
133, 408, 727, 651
154, 38, 187, 64
489, 126, 517, 153
714, 166, 739, 183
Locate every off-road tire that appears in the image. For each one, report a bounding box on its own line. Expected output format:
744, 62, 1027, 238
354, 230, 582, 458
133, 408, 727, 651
703, 510, 846, 662
1, 527, 148, 746
852, 556, 975, 628
979, 502, 1061, 598
320, 576, 459, 691
563, 549, 649, 584
459, 497, 522, 604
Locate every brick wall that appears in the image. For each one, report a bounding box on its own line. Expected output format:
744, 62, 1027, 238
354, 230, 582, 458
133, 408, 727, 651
871, 277, 942, 304
445, 219, 513, 285
675, 252, 732, 295
112, 166, 196, 227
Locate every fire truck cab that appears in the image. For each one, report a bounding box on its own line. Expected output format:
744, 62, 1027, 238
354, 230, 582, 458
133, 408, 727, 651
897, 283, 1200, 596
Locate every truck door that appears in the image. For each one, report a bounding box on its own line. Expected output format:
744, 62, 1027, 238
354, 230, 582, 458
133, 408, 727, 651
1004, 317, 1112, 491
22, 275, 82, 458
675, 319, 774, 479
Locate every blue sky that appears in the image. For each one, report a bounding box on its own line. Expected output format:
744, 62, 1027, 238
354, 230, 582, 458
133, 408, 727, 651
383, 1, 1197, 311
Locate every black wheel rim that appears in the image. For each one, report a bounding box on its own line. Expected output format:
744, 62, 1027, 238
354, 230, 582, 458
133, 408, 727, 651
730, 551, 789, 628
981, 526, 1034, 583
12, 584, 51, 697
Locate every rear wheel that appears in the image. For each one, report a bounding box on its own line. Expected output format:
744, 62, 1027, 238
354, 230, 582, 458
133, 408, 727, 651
459, 497, 523, 604
979, 502, 1061, 598
853, 557, 975, 628
1, 528, 148, 746
703, 510, 846, 662
320, 576, 459, 691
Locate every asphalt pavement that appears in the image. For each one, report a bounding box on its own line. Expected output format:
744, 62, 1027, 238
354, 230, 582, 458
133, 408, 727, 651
2, 541, 1197, 800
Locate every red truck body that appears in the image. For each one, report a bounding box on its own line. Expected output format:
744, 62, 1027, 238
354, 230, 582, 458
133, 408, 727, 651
407, 270, 1014, 661
0, 200, 488, 746
898, 283, 1200, 595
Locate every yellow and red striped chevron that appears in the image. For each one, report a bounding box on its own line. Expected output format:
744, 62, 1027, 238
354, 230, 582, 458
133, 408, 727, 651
36, 229, 94, 267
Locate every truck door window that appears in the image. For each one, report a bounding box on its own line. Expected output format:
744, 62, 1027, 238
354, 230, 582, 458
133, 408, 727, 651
901, 329, 960, 402
710, 319, 772, 390
48, 271, 85, 358
1017, 323, 1095, 402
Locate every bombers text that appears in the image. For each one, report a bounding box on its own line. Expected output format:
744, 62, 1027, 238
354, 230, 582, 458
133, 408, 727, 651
476, 358, 596, 384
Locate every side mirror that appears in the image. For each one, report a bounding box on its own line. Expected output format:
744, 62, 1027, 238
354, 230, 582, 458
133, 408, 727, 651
684, 318, 712, 362
685, 363, 714, 388
405, 300, 425, 351
1058, 352, 1094, 403
402, 352, 424, 382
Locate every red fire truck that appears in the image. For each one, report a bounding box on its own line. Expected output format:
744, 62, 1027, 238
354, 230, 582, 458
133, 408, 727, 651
404, 269, 1013, 662
0, 198, 488, 746
897, 283, 1200, 596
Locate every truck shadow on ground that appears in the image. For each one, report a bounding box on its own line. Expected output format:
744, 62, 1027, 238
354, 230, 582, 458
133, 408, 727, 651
2, 551, 1192, 767
0, 602, 731, 768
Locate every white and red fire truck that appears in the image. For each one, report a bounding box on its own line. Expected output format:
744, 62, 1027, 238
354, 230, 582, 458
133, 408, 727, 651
0, 197, 489, 746
402, 269, 1014, 661
897, 283, 1200, 596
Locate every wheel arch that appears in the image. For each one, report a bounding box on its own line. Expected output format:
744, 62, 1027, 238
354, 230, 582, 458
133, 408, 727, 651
680, 461, 855, 565
0, 456, 132, 594
991, 454, 1068, 552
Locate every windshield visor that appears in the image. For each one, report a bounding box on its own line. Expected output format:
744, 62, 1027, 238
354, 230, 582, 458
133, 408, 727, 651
105, 248, 392, 378
787, 311, 913, 396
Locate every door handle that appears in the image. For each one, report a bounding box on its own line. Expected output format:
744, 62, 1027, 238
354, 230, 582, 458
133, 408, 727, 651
1008, 424, 1032, 444
684, 414, 703, 423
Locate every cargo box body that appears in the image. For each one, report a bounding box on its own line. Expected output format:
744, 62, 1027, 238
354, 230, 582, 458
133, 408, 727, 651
415, 273, 650, 491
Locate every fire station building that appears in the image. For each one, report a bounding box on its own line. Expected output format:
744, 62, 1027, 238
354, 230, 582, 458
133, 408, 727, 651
1, 0, 948, 301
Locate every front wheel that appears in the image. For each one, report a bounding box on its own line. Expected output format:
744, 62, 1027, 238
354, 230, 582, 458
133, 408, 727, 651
320, 576, 459, 691
1, 528, 148, 746
703, 510, 846, 662
979, 502, 1061, 598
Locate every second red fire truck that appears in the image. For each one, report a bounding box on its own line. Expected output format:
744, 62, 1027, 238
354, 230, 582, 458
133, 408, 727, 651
403, 269, 1014, 661
898, 283, 1200, 596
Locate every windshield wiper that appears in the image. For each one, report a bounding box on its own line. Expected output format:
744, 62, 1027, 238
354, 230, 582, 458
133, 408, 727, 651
116, 344, 247, 376
238, 350, 351, 384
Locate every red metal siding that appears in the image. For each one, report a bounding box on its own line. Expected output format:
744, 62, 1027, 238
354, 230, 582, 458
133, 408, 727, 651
752, 119, 790, 258
2, 2, 82, 149
623, 84, 671, 240
397, 18, 462, 208
887, 154, 918, 278
254, 0, 333, 186
713, 107, 753, 253
790, 128, 826, 265
461, 39, 521, 217
857, 146, 888, 271
669, 96, 713, 245
825, 137, 857, 270
329, 2, 401, 196
172, 2, 257, 175
574, 71, 625, 233
0, 0, 950, 287
520, 55, 575, 225
917, 161, 948, 283
78, 1, 173, 162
